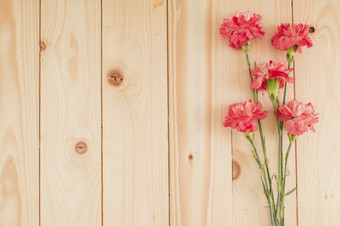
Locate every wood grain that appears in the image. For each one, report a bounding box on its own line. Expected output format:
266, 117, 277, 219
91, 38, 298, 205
0, 0, 339, 225
0, 0, 39, 225
168, 1, 232, 225
40, 0, 101, 225
102, 0, 169, 225
294, 0, 340, 225
168, 0, 297, 225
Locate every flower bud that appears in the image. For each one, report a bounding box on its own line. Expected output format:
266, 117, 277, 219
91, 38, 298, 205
242, 41, 251, 52
267, 78, 280, 107
286, 45, 298, 64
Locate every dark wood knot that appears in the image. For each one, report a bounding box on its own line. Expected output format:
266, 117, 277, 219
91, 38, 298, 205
107, 70, 124, 87
309, 26, 315, 33
232, 160, 241, 180
75, 142, 87, 154
40, 42, 47, 51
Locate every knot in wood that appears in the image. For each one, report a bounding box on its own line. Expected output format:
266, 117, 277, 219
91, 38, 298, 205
75, 142, 87, 154
309, 26, 315, 33
40, 41, 47, 51
107, 70, 124, 87
232, 160, 241, 180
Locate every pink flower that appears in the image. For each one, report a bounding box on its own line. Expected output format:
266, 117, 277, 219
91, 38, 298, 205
224, 100, 268, 133
251, 61, 294, 91
277, 100, 319, 136
220, 11, 265, 50
271, 23, 313, 53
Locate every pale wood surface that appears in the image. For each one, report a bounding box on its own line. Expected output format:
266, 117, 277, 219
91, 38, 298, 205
168, 1, 233, 226
168, 0, 297, 225
294, 0, 340, 225
0, 0, 39, 225
0, 0, 338, 225
40, 0, 101, 225
102, 0, 168, 225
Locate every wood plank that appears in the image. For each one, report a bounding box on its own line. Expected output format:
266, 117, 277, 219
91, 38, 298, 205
169, 0, 296, 225
168, 1, 233, 225
40, 0, 101, 225
293, 0, 340, 225
102, 0, 168, 225
225, 1, 296, 226
0, 0, 39, 225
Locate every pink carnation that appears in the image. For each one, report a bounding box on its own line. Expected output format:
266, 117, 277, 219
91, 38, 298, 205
251, 61, 294, 91
271, 23, 313, 53
224, 100, 268, 133
220, 11, 265, 50
277, 100, 319, 136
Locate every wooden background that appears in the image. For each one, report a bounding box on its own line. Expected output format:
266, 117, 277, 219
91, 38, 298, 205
0, 0, 339, 225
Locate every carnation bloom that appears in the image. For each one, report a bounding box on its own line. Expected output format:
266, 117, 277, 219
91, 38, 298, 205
277, 100, 319, 136
271, 23, 313, 53
251, 60, 294, 91
224, 100, 268, 133
219, 11, 265, 50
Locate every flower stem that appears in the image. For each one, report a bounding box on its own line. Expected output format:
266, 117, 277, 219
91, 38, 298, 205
282, 84, 288, 106
247, 138, 276, 226
282, 61, 292, 105
245, 52, 276, 225
249, 139, 268, 187
272, 102, 283, 223
258, 120, 275, 209
269, 203, 277, 226
245, 52, 258, 102
279, 140, 294, 225
278, 61, 292, 226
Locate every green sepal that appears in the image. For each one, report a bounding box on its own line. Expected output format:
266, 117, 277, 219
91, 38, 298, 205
288, 134, 298, 142
267, 78, 280, 106
286, 45, 298, 64
242, 41, 251, 53
244, 132, 254, 142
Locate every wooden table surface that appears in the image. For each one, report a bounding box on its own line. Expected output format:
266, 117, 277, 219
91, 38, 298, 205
0, 0, 339, 225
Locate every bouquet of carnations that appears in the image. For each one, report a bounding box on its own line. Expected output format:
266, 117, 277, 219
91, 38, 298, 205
220, 11, 319, 226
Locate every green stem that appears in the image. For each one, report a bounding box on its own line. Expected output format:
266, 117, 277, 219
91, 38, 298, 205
249, 139, 268, 188
283, 141, 293, 188
278, 61, 292, 226
248, 139, 276, 226
279, 141, 294, 225
258, 120, 275, 208
269, 203, 277, 226
245, 53, 272, 195
245, 52, 253, 82
278, 134, 283, 225
275, 193, 280, 225
282, 62, 292, 105
245, 52, 276, 224
245, 52, 258, 102
272, 103, 283, 223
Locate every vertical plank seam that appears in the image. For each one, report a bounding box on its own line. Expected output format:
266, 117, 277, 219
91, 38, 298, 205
291, 0, 299, 225
100, 0, 104, 225
166, 0, 171, 225
230, 130, 233, 224
39, 0, 41, 225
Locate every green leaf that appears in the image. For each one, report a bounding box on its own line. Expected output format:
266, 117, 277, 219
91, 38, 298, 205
273, 174, 277, 183
285, 187, 297, 196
